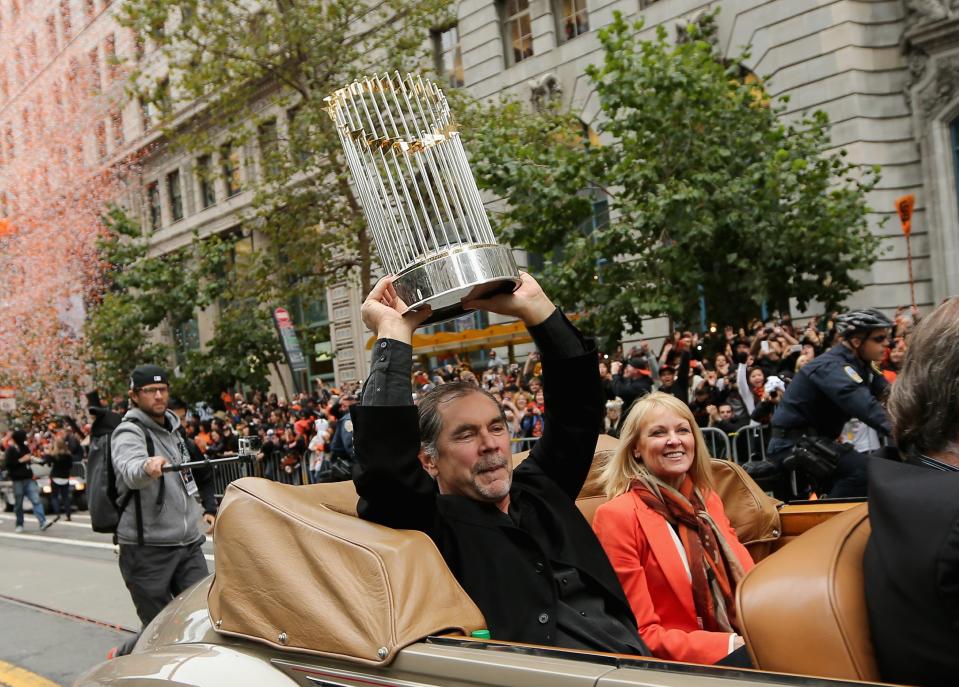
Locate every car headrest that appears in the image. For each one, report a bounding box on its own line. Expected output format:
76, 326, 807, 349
736, 503, 878, 681
208, 478, 486, 665
709, 459, 781, 548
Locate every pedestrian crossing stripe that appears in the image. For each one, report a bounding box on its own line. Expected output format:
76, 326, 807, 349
0, 659, 60, 687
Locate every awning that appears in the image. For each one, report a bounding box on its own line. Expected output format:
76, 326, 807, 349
365, 320, 532, 356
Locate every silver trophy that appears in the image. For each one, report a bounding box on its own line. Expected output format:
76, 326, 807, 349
326, 72, 520, 325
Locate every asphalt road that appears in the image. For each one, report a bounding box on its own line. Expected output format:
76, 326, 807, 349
0, 511, 215, 686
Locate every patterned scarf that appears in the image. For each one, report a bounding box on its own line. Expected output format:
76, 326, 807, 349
632, 474, 746, 633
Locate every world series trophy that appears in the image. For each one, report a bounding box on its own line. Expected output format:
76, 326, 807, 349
326, 72, 521, 325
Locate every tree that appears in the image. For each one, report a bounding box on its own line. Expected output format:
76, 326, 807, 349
462, 11, 884, 348
118, 0, 453, 313
85, 206, 284, 402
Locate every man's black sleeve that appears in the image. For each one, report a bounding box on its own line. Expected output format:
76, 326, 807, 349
362, 339, 413, 406
353, 336, 437, 531
179, 429, 217, 515
523, 310, 604, 500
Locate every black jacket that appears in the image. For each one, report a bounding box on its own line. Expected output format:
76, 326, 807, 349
4, 443, 33, 481
353, 343, 644, 651
610, 374, 652, 414
864, 456, 959, 686
771, 343, 890, 438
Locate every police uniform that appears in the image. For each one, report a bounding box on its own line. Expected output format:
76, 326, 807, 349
768, 343, 891, 497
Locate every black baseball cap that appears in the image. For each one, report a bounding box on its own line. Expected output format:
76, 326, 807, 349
130, 364, 169, 389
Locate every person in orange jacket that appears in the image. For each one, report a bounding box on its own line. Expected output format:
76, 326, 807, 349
592, 392, 754, 666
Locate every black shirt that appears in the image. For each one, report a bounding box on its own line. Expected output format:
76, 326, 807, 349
359, 310, 648, 655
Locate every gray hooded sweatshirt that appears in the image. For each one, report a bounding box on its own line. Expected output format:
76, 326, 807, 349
111, 406, 204, 546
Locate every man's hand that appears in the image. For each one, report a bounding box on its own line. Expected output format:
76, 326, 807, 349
610, 360, 623, 376
361, 276, 432, 344
463, 271, 554, 327
144, 456, 167, 479
203, 513, 216, 535
706, 404, 719, 420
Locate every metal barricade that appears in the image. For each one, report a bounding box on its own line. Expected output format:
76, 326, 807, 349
700, 427, 732, 460
731, 424, 769, 464
255, 452, 309, 486
209, 458, 256, 500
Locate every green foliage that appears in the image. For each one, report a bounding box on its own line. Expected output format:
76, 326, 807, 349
463, 11, 884, 348
119, 0, 453, 306
84, 206, 283, 402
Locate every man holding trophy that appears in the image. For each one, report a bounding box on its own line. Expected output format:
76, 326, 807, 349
328, 73, 648, 653
353, 272, 649, 655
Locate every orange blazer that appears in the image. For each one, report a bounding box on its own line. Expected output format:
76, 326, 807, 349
592, 487, 754, 664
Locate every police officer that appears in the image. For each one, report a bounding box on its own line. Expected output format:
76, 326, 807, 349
768, 308, 893, 498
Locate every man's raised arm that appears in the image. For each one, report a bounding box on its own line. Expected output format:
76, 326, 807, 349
352, 278, 435, 529
465, 273, 603, 500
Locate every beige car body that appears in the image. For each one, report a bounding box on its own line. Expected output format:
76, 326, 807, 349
76, 438, 888, 687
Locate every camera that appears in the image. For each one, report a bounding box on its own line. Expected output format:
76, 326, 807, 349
238, 436, 262, 458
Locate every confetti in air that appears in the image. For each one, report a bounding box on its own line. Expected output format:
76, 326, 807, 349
0, 5, 142, 418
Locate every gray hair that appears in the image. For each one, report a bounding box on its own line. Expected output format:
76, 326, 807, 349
418, 382, 507, 459
888, 297, 959, 458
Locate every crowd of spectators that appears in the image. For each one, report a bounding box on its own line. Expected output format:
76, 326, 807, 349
600, 306, 918, 449
1, 305, 920, 494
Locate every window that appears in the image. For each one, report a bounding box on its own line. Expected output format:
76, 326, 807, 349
88, 48, 101, 92
104, 33, 117, 81
173, 318, 200, 367
220, 143, 242, 197
257, 118, 279, 179
501, 0, 533, 65
46, 15, 59, 57
951, 117, 959, 218
146, 181, 161, 230
433, 25, 464, 88
27, 33, 38, 72
196, 154, 216, 208
110, 109, 124, 147
60, 0, 72, 41
555, 0, 588, 41
95, 120, 107, 159
286, 106, 310, 164
167, 169, 183, 221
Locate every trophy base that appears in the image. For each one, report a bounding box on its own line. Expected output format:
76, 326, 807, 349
394, 244, 521, 326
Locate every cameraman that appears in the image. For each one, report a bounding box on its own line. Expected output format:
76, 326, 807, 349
768, 308, 893, 498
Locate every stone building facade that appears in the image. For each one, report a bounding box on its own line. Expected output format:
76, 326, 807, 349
8, 1, 950, 395
450, 0, 950, 328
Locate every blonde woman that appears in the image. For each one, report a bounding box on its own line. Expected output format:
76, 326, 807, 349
592, 392, 754, 666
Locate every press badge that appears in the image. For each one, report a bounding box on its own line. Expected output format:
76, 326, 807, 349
175, 438, 198, 496
179, 467, 199, 496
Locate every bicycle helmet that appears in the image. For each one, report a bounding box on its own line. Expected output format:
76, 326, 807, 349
835, 308, 894, 337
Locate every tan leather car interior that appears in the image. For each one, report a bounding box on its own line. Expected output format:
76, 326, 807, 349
208, 477, 485, 665
736, 503, 879, 682
209, 433, 782, 665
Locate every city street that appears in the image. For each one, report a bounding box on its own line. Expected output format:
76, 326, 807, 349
0, 512, 215, 686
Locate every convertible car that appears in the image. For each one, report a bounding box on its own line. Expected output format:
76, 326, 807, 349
75, 436, 885, 687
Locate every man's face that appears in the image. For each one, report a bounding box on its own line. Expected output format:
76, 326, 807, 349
130, 384, 169, 418
625, 363, 640, 379
855, 328, 890, 363
420, 392, 513, 507
718, 404, 733, 421
660, 370, 675, 387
